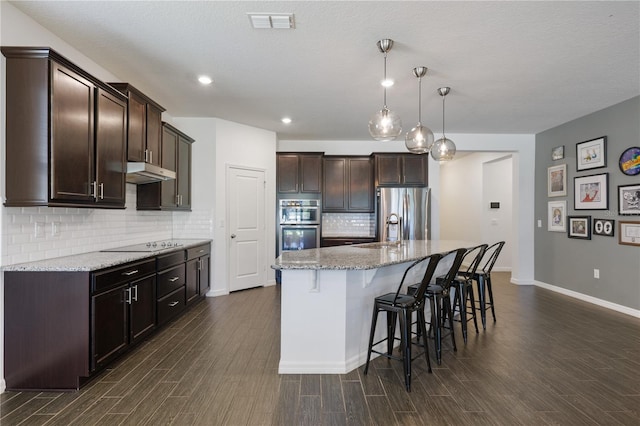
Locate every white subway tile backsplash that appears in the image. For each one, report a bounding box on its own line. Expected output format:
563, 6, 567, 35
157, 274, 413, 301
322, 213, 376, 238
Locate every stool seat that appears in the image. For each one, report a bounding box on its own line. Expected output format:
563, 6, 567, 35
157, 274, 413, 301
374, 293, 419, 308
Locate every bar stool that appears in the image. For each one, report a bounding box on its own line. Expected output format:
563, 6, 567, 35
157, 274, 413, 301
408, 248, 467, 364
473, 241, 505, 329
363, 253, 443, 392
449, 244, 487, 343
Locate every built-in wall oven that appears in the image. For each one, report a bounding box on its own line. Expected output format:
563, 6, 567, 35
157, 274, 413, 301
278, 199, 320, 253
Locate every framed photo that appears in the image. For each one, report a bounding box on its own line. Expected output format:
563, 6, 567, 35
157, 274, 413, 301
574, 173, 608, 210
576, 136, 607, 171
548, 200, 566, 232
618, 184, 640, 215
619, 221, 640, 246
551, 145, 564, 161
547, 164, 567, 197
568, 216, 591, 239
618, 147, 640, 176
593, 219, 615, 237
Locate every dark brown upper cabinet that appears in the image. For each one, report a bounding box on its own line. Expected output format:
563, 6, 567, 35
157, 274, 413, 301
374, 153, 428, 187
108, 83, 165, 166
136, 123, 194, 211
277, 153, 323, 195
2, 46, 127, 208
323, 156, 374, 212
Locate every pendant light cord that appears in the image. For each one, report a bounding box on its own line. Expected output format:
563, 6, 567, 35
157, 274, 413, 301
383, 52, 388, 108
417, 77, 422, 125
442, 94, 446, 138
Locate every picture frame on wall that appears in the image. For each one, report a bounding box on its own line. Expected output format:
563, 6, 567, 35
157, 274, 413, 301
574, 173, 608, 210
576, 136, 607, 171
618, 221, 640, 246
547, 164, 567, 197
618, 183, 640, 215
593, 218, 615, 237
568, 216, 591, 239
548, 200, 566, 232
551, 145, 564, 161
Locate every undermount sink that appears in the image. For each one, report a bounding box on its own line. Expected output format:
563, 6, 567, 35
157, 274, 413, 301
354, 241, 405, 249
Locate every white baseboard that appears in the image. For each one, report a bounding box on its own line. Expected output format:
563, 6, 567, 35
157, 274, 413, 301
510, 277, 534, 285
1, 379, 6, 394
534, 280, 640, 318
493, 266, 511, 272
206, 289, 229, 297
264, 279, 277, 287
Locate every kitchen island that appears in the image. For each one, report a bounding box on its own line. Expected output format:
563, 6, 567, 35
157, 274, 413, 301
272, 239, 476, 374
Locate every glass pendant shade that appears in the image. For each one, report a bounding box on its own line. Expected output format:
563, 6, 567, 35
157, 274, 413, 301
369, 107, 402, 141
430, 137, 456, 161
369, 39, 401, 141
405, 125, 434, 153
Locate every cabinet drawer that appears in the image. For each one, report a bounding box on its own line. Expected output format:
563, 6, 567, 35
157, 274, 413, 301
157, 250, 185, 270
157, 286, 185, 325
157, 264, 186, 298
93, 259, 156, 293
187, 244, 210, 260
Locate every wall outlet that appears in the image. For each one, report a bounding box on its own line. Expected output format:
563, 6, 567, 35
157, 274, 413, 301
594, 269, 600, 279
537, 220, 542, 228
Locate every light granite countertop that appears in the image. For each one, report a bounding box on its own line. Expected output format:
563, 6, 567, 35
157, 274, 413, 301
272, 239, 477, 271
3, 239, 212, 272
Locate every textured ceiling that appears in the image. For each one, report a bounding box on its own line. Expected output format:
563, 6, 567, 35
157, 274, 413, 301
8, 1, 640, 141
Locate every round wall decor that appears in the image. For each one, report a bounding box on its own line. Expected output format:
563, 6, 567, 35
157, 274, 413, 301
619, 147, 640, 176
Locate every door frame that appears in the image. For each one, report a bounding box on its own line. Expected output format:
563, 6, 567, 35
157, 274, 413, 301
225, 164, 267, 292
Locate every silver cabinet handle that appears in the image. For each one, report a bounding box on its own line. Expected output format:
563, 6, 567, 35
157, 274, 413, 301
99, 183, 104, 200
132, 285, 138, 302
122, 270, 139, 276
168, 301, 179, 307
197, 259, 202, 271
169, 277, 180, 282
125, 288, 132, 304
91, 181, 98, 201
198, 249, 204, 253
230, 234, 236, 239
149, 150, 153, 164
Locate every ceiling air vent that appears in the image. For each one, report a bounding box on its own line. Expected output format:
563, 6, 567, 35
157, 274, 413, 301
247, 13, 295, 29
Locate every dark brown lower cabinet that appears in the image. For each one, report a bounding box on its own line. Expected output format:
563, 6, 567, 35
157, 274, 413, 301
3, 242, 210, 391
186, 244, 211, 305
91, 259, 156, 371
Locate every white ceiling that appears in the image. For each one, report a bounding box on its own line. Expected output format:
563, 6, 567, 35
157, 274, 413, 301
9, 1, 640, 141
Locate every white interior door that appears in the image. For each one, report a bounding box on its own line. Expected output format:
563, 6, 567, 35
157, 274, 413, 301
228, 166, 266, 292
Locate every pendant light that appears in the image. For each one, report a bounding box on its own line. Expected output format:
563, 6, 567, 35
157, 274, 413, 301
430, 87, 456, 162
368, 39, 402, 141
405, 66, 435, 154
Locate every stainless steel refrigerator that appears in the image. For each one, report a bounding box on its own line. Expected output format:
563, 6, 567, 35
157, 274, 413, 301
377, 187, 430, 242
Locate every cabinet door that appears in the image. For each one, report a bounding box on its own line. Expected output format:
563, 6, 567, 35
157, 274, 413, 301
322, 158, 347, 211
300, 154, 322, 193
146, 104, 163, 166
186, 258, 199, 305
160, 126, 178, 207
95, 88, 126, 206
402, 155, 428, 186
91, 284, 128, 370
375, 155, 403, 186
348, 158, 374, 212
50, 61, 95, 203
177, 136, 192, 209
126, 91, 146, 162
130, 274, 156, 343
277, 154, 299, 193
199, 255, 210, 296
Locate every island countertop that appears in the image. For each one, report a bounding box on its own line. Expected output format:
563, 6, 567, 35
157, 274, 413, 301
272, 239, 477, 271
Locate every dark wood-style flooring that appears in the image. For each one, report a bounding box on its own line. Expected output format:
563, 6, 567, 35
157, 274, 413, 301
1, 272, 639, 425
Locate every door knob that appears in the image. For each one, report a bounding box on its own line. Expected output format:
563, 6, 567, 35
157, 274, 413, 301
230, 234, 237, 239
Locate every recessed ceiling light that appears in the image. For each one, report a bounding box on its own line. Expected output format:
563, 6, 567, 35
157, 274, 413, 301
198, 75, 213, 85
381, 79, 394, 88
281, 117, 292, 124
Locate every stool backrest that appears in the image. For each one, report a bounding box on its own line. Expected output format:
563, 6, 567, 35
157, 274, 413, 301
393, 254, 443, 305
437, 248, 468, 291
460, 244, 488, 278
480, 241, 505, 275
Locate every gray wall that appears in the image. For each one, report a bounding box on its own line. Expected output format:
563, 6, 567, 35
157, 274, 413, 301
535, 96, 640, 311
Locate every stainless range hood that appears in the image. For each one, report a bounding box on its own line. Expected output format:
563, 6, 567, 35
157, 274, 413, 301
126, 162, 176, 184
